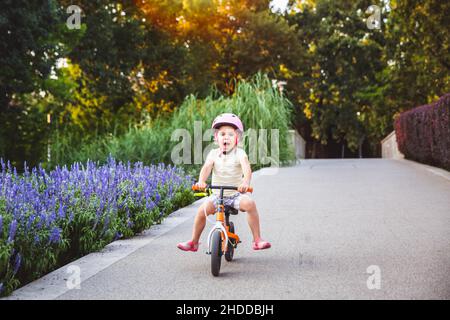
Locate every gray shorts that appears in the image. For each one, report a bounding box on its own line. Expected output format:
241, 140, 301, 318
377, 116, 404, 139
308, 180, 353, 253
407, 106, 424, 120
207, 192, 244, 211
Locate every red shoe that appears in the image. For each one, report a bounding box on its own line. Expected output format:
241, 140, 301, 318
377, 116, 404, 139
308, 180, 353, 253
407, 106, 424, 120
177, 240, 199, 252
252, 238, 271, 250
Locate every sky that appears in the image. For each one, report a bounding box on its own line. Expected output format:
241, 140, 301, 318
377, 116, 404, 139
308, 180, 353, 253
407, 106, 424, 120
270, 0, 289, 13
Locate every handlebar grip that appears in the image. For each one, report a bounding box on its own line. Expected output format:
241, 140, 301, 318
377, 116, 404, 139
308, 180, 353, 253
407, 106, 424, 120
192, 184, 205, 191
247, 187, 253, 193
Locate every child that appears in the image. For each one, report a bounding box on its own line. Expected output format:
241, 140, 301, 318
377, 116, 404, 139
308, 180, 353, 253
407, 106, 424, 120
177, 113, 271, 252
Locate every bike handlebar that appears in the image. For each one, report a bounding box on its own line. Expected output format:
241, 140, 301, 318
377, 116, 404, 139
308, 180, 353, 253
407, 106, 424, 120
192, 184, 253, 193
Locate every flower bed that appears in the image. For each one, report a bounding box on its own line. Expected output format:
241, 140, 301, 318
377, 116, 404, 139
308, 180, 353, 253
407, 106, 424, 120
0, 157, 195, 296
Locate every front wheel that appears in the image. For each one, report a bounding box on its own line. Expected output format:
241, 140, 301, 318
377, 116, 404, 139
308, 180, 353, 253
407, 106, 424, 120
211, 230, 222, 276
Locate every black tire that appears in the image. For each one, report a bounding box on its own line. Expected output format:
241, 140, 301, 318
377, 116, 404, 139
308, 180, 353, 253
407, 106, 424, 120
211, 230, 222, 277
225, 222, 235, 262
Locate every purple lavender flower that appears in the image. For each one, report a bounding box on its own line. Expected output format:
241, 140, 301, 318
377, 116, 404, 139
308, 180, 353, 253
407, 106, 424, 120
0, 156, 195, 292
146, 200, 155, 211
49, 227, 61, 244
7, 220, 17, 243
26, 215, 35, 230
13, 253, 22, 275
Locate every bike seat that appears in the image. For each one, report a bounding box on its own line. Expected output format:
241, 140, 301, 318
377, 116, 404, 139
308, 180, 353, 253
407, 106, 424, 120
224, 205, 239, 215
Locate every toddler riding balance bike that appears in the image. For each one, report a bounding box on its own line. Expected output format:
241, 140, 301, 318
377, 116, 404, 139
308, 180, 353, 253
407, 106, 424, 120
192, 184, 253, 277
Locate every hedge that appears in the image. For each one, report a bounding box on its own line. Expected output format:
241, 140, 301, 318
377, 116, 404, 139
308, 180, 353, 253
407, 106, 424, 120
394, 93, 450, 171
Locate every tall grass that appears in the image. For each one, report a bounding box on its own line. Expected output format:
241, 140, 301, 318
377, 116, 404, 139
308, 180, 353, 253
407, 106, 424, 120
49, 73, 296, 175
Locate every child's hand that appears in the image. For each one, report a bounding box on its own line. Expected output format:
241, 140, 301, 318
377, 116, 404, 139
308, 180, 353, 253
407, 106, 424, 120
195, 181, 207, 189
238, 182, 250, 193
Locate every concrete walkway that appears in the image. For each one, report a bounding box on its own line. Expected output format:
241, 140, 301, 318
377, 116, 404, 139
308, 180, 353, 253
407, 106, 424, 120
5, 159, 450, 299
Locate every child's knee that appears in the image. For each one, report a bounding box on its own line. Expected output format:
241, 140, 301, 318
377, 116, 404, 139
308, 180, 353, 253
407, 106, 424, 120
248, 199, 256, 210
199, 200, 216, 215
240, 197, 256, 211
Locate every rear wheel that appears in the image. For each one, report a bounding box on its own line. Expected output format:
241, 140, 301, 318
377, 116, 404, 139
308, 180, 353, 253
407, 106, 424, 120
225, 222, 235, 262
211, 230, 222, 276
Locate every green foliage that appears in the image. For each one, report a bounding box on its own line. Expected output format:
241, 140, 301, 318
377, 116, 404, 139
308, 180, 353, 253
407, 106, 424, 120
0, 98, 49, 170
0, 199, 18, 296
284, 0, 388, 155
62, 195, 113, 258
49, 74, 296, 174
2, 0, 449, 164
0, 0, 62, 109
284, 0, 449, 156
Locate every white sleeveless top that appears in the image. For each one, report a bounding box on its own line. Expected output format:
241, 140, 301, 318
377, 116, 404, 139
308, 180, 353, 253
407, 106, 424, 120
206, 147, 247, 196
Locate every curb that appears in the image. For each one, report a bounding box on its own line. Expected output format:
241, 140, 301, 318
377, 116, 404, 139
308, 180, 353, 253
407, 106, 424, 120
396, 158, 450, 182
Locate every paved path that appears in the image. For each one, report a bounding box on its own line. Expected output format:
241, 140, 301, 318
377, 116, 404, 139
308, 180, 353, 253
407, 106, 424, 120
6, 159, 450, 299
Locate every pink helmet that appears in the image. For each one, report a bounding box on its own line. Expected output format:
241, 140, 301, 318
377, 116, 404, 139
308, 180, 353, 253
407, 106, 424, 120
211, 113, 244, 132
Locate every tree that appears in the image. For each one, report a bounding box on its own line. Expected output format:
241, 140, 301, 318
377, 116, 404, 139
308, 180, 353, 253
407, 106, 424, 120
0, 0, 71, 168
57, 0, 189, 120
382, 0, 450, 109
0, 0, 62, 110
135, 0, 304, 96
285, 0, 386, 156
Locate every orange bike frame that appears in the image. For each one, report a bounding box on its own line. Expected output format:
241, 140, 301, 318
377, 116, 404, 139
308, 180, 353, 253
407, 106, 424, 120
206, 204, 240, 254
